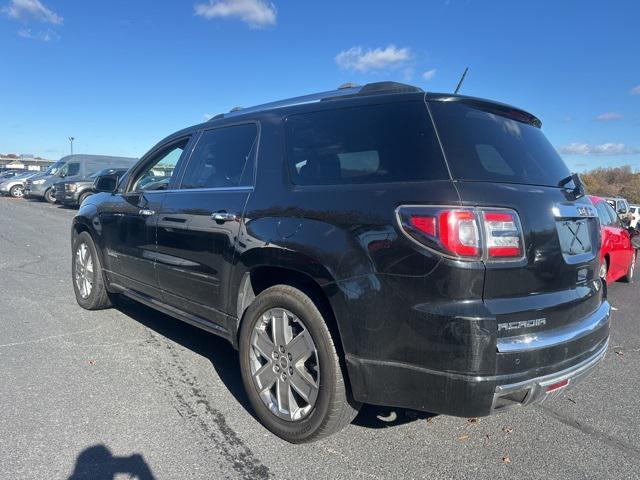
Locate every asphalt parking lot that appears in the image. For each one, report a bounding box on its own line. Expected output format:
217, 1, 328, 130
1, 197, 639, 480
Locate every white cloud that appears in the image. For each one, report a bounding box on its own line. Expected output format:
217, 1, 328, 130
558, 143, 640, 156
17, 27, 59, 41
595, 112, 623, 121
335, 45, 411, 73
194, 0, 276, 28
3, 0, 63, 24
630, 85, 640, 95
422, 68, 437, 81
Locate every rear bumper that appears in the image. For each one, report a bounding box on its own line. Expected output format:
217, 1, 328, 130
346, 300, 610, 417
492, 338, 608, 411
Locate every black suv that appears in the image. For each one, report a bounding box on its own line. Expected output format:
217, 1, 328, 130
71, 82, 610, 443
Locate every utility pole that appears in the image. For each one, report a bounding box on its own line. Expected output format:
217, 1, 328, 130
68, 137, 75, 155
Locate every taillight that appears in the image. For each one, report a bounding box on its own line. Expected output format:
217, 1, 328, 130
482, 211, 524, 259
398, 206, 524, 261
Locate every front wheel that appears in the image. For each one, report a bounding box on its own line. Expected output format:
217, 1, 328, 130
72, 231, 114, 310
239, 285, 360, 443
44, 188, 56, 204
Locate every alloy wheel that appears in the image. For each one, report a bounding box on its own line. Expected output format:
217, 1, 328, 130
74, 242, 94, 299
249, 308, 320, 421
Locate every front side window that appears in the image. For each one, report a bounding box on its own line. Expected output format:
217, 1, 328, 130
180, 124, 257, 189
132, 139, 188, 191
285, 102, 447, 186
59, 162, 80, 177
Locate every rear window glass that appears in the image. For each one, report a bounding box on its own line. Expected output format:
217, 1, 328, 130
429, 101, 570, 187
285, 102, 448, 185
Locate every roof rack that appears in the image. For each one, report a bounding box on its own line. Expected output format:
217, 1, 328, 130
208, 81, 422, 121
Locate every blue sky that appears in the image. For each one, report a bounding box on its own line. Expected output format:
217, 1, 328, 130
1, 0, 638, 172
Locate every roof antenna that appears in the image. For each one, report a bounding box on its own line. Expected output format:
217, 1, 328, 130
454, 67, 469, 94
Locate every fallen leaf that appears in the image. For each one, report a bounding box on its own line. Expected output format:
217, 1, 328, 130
615, 350, 624, 357
567, 397, 577, 404
88, 359, 96, 365
458, 433, 470, 442
468, 417, 479, 423
501, 426, 513, 434
502, 456, 511, 464
611, 306, 618, 311
426, 417, 434, 424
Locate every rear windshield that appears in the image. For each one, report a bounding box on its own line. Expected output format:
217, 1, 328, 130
285, 101, 448, 185
429, 101, 570, 187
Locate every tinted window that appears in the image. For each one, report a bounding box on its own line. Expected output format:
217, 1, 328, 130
595, 202, 611, 226
285, 102, 447, 185
604, 202, 621, 227
430, 101, 570, 187
181, 124, 257, 189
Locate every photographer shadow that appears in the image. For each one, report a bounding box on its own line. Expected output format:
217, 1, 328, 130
67, 445, 155, 480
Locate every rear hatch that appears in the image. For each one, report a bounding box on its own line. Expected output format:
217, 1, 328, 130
429, 98, 607, 372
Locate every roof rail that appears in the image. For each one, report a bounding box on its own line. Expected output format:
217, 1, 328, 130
208, 81, 421, 121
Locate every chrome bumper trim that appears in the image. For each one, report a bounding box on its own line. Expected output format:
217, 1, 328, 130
497, 300, 610, 353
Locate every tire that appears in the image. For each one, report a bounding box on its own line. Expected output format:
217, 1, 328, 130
44, 188, 56, 204
72, 231, 114, 310
239, 285, 360, 443
620, 252, 636, 283
9, 185, 24, 198
78, 191, 93, 207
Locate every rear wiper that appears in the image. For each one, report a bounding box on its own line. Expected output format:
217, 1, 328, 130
559, 173, 585, 198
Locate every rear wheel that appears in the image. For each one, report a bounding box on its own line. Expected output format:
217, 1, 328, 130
72, 231, 114, 310
44, 188, 56, 204
239, 285, 360, 443
621, 252, 636, 283
9, 185, 24, 198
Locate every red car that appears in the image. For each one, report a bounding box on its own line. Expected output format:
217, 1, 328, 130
590, 195, 637, 283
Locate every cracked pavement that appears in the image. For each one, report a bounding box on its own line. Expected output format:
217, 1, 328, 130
1, 197, 639, 479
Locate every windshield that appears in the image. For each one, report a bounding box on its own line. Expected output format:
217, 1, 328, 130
430, 101, 571, 187
46, 161, 65, 175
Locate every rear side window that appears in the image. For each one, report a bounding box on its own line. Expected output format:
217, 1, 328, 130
430, 101, 570, 187
285, 102, 448, 185
595, 202, 612, 226
181, 124, 257, 189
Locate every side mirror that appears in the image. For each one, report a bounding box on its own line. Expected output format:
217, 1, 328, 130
94, 174, 119, 193
618, 208, 628, 215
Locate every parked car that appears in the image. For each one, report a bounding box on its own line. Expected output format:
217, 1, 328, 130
54, 167, 130, 208
591, 195, 637, 283
25, 155, 137, 203
71, 81, 610, 443
0, 171, 40, 198
629, 205, 640, 229
0, 169, 26, 180
603, 196, 632, 224
24, 159, 67, 201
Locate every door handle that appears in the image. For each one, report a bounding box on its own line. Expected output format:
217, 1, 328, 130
211, 212, 238, 222
139, 208, 155, 216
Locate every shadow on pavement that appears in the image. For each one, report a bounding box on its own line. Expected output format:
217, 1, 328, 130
67, 445, 155, 480
115, 298, 435, 431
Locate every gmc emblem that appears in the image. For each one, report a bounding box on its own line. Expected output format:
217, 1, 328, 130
498, 318, 547, 332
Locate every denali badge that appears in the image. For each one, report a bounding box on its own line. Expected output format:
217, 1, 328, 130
498, 318, 547, 332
